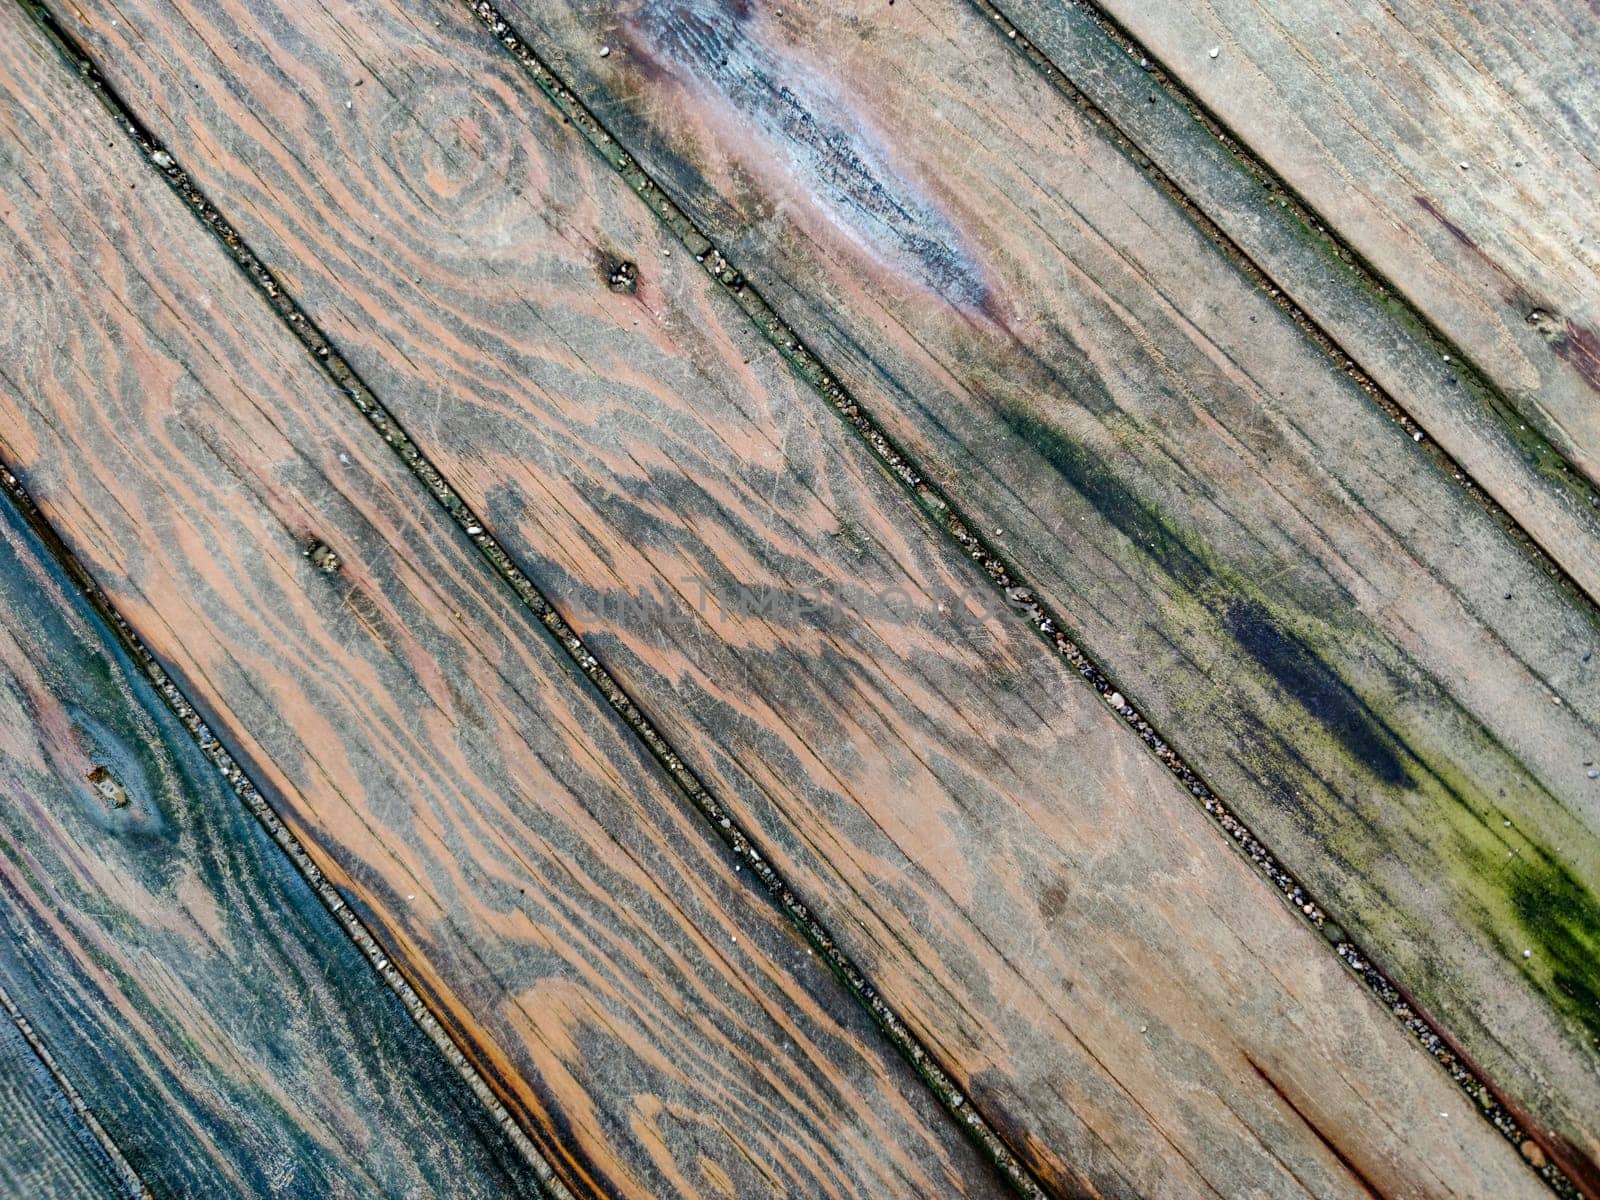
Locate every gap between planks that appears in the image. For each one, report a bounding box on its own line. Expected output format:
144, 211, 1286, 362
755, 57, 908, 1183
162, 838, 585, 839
12, 0, 1581, 1196
10, 3, 1043, 1197
972, 0, 1600, 618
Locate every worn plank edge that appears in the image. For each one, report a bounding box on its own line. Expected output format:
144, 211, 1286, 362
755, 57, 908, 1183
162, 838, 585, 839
977, 0, 1600, 612
446, 1, 1586, 1193
0, 437, 568, 1195
11, 3, 1043, 1196
0, 981, 150, 1200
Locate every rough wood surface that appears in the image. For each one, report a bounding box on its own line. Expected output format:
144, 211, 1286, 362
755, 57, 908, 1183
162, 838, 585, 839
989, 0, 1600, 612
0, 994, 135, 1200
36, 0, 1579, 1195
0, 471, 551, 1197
0, 14, 1005, 1199
479, 0, 1599, 1183
1051, 0, 1600, 493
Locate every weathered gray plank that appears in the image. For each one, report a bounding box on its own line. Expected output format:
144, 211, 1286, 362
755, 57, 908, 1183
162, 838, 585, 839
0, 10, 1005, 1199
37, 0, 1575, 1195
986, 0, 1600, 615
1029, 0, 1600, 498
0, 475, 553, 1198
468, 0, 1600, 1186
0, 991, 139, 1200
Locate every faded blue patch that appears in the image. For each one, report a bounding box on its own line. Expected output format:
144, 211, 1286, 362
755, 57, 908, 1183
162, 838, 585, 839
629, 0, 991, 309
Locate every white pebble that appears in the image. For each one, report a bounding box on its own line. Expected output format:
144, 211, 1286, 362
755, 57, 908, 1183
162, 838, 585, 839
599, 45, 610, 58
1208, 46, 1219, 58
1107, 691, 1125, 708
1523, 948, 1533, 959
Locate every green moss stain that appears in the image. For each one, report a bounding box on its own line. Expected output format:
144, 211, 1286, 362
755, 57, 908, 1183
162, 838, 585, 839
1507, 852, 1600, 1049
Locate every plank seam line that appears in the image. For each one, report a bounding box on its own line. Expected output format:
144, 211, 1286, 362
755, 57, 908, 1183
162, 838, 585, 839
451, 2, 1583, 1195
0, 980, 152, 1199
0, 469, 575, 1200
972, 0, 1600, 620
11, 3, 1046, 1197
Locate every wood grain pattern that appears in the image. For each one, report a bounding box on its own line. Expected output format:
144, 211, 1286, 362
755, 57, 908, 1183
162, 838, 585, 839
445, 0, 1600, 1184
0, 465, 552, 1198
0, 14, 1006, 1200
1041, 0, 1600, 493
0, 991, 138, 1199
983, 0, 1600, 615
38, 0, 1576, 1195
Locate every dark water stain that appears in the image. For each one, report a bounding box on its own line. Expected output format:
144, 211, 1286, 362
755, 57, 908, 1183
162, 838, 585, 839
1552, 318, 1600, 395
996, 401, 1414, 788
626, 0, 990, 309
995, 401, 1210, 592
1221, 599, 1412, 789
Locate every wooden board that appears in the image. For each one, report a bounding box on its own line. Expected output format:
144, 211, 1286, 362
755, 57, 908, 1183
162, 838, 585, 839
0, 990, 140, 1199
985, 0, 1600, 613
31, 0, 1574, 1195
0, 469, 551, 1197
0, 13, 1005, 1199
1034, 0, 1600, 494
436, 0, 1599, 1183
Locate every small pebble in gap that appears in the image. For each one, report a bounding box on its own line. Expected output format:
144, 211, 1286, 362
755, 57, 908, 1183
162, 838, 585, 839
1106, 691, 1124, 708
151, 149, 174, 169
1412, 430, 1424, 442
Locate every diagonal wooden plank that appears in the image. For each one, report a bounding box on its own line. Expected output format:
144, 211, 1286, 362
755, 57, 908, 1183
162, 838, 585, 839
445, 0, 1600, 1186
1013, 0, 1600, 499
0, 12, 1007, 1199
34, 0, 1577, 1195
0, 988, 144, 1199
0, 467, 554, 1198
970, 0, 1600, 624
